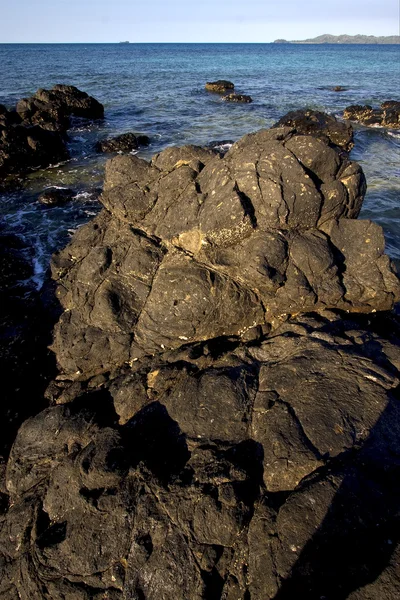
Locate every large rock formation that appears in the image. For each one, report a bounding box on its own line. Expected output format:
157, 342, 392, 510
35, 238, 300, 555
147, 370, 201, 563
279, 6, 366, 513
49, 126, 398, 376
1, 121, 400, 599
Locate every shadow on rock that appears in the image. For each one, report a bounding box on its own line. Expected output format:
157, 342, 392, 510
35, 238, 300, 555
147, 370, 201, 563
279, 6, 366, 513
271, 383, 400, 600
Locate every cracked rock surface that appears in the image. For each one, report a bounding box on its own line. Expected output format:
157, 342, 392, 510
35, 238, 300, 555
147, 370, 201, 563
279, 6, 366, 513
50, 126, 398, 377
1, 122, 400, 599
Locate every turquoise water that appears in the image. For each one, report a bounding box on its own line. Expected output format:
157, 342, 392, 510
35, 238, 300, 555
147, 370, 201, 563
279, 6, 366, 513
1, 43, 400, 283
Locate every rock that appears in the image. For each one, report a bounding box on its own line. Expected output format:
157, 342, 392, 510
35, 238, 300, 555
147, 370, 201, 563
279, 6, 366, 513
222, 93, 253, 103
47, 124, 399, 380
205, 80, 235, 93
1, 118, 400, 599
344, 101, 400, 129
1, 313, 400, 599
333, 86, 346, 92
95, 132, 150, 153
38, 187, 75, 206
0, 85, 103, 178
273, 108, 354, 152
16, 84, 104, 133
381, 100, 400, 111
0, 122, 69, 177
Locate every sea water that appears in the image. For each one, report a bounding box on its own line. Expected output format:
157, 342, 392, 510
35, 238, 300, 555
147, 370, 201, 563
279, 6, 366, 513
0, 43, 399, 284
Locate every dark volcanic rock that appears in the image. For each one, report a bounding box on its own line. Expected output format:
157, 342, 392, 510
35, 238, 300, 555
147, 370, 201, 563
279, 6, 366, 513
2, 313, 400, 599
222, 93, 253, 103
38, 187, 75, 206
47, 125, 399, 379
1, 118, 400, 600
273, 108, 354, 152
0, 85, 103, 178
205, 80, 235, 93
0, 121, 69, 177
344, 101, 400, 129
96, 132, 150, 153
17, 84, 104, 132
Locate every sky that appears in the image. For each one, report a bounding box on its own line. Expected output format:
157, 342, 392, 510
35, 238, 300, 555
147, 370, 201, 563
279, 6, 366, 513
1, 0, 399, 43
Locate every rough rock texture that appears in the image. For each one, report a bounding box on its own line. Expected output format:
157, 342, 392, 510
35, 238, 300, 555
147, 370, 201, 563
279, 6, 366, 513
48, 126, 400, 377
1, 311, 400, 599
273, 109, 354, 152
1, 121, 400, 599
222, 94, 253, 103
96, 133, 150, 154
344, 101, 400, 129
205, 80, 235, 93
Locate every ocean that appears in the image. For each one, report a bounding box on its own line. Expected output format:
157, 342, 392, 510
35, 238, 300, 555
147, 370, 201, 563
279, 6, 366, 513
1, 43, 399, 285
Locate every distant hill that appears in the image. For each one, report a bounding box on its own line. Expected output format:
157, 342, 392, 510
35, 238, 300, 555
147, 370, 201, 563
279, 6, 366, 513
274, 34, 400, 44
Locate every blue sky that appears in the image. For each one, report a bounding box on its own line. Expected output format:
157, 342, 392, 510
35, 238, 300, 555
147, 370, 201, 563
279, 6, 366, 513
2, 0, 399, 42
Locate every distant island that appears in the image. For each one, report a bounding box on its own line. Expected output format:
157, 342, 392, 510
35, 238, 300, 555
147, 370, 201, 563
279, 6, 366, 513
274, 34, 400, 44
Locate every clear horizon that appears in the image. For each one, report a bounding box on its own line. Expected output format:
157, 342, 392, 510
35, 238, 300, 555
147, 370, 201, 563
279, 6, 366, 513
2, 0, 399, 43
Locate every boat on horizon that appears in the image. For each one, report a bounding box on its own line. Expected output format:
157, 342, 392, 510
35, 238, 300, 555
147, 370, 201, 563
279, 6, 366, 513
119, 41, 130, 44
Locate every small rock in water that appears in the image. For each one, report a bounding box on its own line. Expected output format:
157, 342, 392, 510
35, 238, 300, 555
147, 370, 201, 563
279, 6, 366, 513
96, 132, 150, 154
344, 101, 400, 129
222, 93, 253, 103
38, 187, 75, 206
205, 80, 235, 93
17, 84, 104, 133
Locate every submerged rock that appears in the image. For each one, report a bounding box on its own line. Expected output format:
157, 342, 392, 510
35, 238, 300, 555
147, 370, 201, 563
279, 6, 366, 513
273, 108, 354, 152
222, 93, 253, 103
38, 187, 75, 206
344, 101, 400, 129
1, 117, 400, 599
205, 80, 235, 93
96, 132, 150, 153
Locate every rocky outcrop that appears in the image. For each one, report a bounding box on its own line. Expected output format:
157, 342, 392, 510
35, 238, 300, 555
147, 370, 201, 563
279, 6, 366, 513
0, 119, 69, 177
1, 120, 400, 599
48, 126, 400, 378
16, 84, 104, 133
222, 93, 253, 103
344, 101, 400, 129
273, 109, 354, 152
96, 132, 150, 154
1, 311, 400, 599
0, 85, 104, 178
205, 80, 235, 93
